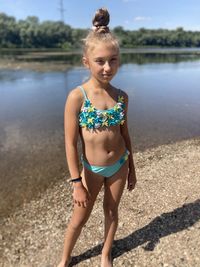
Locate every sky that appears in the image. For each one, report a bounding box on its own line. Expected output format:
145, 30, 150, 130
1, 0, 200, 31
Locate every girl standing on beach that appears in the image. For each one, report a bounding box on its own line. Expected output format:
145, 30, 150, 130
57, 8, 137, 267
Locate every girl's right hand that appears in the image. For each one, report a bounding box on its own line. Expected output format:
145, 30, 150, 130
72, 182, 90, 208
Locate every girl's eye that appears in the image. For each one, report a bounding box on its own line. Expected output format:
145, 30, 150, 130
96, 60, 104, 64
95, 58, 117, 64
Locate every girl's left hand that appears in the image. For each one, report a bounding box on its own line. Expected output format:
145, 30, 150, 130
127, 169, 137, 191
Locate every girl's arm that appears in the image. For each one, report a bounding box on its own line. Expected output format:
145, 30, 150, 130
64, 89, 81, 178
64, 89, 89, 207
120, 91, 137, 191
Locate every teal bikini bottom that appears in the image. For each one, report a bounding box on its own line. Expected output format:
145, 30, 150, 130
81, 149, 129, 178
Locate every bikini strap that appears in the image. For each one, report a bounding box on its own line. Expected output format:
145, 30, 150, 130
78, 86, 88, 100
118, 88, 122, 99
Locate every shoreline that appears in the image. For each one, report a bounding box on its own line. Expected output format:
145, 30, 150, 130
1, 47, 200, 53
0, 137, 200, 266
0, 59, 72, 72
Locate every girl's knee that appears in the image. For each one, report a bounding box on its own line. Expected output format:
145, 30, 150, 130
69, 208, 92, 231
69, 217, 87, 231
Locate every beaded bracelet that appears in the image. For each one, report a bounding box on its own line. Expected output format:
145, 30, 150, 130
70, 177, 82, 183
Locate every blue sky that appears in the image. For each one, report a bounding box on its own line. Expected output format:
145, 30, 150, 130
1, 0, 200, 31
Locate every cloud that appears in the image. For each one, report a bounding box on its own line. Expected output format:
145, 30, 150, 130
134, 16, 152, 22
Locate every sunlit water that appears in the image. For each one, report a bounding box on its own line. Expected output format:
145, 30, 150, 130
0, 53, 200, 217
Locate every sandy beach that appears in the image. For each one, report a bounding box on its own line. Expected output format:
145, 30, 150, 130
0, 137, 200, 267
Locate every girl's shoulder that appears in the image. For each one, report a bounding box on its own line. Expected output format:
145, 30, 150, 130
116, 88, 128, 101
65, 86, 85, 113
66, 86, 85, 104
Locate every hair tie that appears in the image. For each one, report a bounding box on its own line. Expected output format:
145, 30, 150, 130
92, 25, 109, 33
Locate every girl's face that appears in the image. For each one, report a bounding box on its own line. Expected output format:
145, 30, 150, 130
83, 42, 120, 84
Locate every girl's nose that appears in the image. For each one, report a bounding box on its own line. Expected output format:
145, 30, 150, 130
104, 61, 111, 71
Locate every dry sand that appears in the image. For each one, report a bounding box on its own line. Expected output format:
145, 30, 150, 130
0, 137, 200, 267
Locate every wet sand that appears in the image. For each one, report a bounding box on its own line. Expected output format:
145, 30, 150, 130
0, 137, 199, 267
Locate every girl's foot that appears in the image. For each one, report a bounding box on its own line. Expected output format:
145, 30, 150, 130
57, 257, 71, 267
101, 254, 113, 267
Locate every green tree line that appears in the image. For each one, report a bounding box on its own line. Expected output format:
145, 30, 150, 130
1, 13, 200, 49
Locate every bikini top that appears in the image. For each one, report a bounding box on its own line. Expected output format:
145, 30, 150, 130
78, 86, 125, 130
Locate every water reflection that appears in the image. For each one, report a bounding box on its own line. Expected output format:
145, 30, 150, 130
121, 52, 200, 64
1, 48, 200, 66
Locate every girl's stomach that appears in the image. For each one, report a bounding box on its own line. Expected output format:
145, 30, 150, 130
80, 126, 126, 166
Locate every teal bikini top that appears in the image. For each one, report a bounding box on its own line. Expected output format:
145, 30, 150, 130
78, 86, 125, 130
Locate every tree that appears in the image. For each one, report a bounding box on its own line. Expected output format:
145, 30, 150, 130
0, 12, 200, 49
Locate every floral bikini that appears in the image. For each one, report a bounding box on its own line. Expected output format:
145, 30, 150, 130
78, 86, 125, 130
78, 85, 129, 178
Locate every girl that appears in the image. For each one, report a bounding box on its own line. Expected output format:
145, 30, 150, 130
57, 8, 137, 267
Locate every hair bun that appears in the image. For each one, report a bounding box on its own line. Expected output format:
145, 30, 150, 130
92, 8, 110, 33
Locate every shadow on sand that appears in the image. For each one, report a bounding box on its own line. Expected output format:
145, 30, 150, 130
69, 199, 200, 266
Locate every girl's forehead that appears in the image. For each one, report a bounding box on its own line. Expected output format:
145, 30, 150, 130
89, 43, 119, 57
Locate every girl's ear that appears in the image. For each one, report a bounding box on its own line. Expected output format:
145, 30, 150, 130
82, 56, 89, 68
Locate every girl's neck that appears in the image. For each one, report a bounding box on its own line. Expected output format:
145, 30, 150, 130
87, 78, 112, 91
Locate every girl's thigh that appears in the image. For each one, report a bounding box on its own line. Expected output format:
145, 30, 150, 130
103, 160, 129, 209
70, 168, 104, 224
82, 167, 105, 201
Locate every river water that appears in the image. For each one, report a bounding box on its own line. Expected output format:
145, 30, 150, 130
0, 51, 200, 217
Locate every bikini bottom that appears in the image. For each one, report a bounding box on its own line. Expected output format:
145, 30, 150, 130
81, 149, 129, 178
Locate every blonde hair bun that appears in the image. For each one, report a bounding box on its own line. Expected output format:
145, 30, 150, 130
92, 8, 110, 33
82, 7, 119, 54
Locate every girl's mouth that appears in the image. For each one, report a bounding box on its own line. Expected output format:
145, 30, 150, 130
102, 74, 112, 77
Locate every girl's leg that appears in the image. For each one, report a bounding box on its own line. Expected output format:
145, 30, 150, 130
101, 160, 129, 267
57, 169, 104, 267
